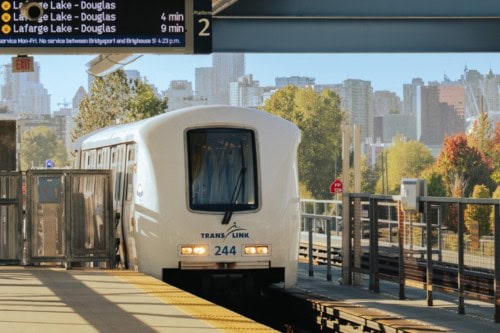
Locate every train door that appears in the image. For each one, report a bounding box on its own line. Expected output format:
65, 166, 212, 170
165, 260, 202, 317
121, 144, 138, 270
110, 144, 127, 268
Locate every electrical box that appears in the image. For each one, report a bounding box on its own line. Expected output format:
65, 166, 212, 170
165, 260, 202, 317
401, 178, 427, 211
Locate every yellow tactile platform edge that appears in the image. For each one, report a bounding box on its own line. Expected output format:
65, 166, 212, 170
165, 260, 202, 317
108, 271, 276, 332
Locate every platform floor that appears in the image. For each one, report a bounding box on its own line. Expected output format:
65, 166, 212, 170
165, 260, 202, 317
2, 265, 496, 332
0, 267, 275, 333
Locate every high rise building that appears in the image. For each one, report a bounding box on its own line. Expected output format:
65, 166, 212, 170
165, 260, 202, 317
275, 76, 315, 88
380, 114, 417, 143
340, 79, 374, 142
417, 85, 464, 146
403, 78, 424, 114
229, 74, 263, 108
373, 90, 402, 116
0, 62, 50, 115
438, 85, 465, 119
211, 53, 245, 105
165, 80, 194, 111
195, 67, 212, 99
483, 69, 500, 112
124, 69, 140, 83
72, 87, 87, 113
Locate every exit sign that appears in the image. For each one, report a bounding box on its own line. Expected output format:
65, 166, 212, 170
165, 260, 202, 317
12, 56, 34, 72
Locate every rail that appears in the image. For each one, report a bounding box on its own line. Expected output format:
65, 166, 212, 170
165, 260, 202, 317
300, 196, 500, 323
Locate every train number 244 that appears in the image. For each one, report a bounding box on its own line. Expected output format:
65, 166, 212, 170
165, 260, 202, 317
215, 245, 236, 256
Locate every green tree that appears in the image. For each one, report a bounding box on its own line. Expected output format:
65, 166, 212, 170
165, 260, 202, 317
464, 184, 492, 236
21, 126, 67, 170
72, 70, 168, 140
361, 156, 378, 193
468, 111, 494, 161
262, 86, 345, 198
124, 79, 168, 122
72, 70, 131, 139
375, 136, 434, 194
421, 166, 447, 197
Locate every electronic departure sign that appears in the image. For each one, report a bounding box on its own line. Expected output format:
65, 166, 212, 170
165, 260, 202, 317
0, 0, 212, 54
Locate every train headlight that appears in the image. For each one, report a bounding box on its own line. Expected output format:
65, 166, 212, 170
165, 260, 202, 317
180, 245, 208, 256
243, 245, 270, 255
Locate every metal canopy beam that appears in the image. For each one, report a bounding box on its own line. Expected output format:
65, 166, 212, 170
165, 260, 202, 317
212, 0, 500, 52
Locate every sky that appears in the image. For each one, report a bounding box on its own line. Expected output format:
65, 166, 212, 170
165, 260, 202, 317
1, 53, 500, 111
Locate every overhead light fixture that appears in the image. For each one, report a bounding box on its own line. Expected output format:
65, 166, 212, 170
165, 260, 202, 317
86, 54, 142, 77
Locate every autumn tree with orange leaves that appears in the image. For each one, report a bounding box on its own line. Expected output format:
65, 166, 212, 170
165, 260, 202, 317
435, 133, 495, 197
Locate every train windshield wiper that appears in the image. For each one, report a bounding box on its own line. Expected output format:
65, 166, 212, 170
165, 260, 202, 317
222, 142, 246, 225
221, 166, 246, 225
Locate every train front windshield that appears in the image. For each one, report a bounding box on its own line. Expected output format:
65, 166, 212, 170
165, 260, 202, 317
187, 128, 258, 212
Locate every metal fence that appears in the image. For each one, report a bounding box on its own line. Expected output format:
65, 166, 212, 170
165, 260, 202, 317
0, 172, 22, 264
26, 169, 115, 267
300, 195, 500, 323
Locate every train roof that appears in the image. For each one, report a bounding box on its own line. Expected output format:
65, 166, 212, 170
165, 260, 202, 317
75, 105, 300, 151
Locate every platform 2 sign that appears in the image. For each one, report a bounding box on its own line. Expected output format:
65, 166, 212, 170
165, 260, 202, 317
0, 0, 212, 54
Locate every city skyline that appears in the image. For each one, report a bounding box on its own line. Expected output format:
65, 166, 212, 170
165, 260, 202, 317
2, 53, 500, 112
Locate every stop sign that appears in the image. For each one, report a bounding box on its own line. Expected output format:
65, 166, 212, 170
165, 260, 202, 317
330, 179, 343, 194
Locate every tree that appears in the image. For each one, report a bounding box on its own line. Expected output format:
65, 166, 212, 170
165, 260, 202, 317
72, 70, 131, 139
21, 126, 67, 170
468, 111, 494, 161
72, 70, 168, 140
262, 86, 345, 198
421, 166, 447, 197
464, 184, 492, 236
435, 133, 495, 197
491, 122, 500, 183
491, 186, 500, 233
375, 136, 434, 194
361, 156, 378, 193
124, 79, 168, 122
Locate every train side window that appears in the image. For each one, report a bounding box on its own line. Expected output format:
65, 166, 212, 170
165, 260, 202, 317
97, 150, 103, 168
115, 172, 122, 202
187, 128, 259, 212
125, 173, 133, 202
128, 147, 135, 161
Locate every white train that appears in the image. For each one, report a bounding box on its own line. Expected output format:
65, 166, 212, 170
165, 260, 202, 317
74, 105, 301, 293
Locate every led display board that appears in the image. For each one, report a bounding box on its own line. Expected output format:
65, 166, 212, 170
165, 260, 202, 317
0, 0, 211, 54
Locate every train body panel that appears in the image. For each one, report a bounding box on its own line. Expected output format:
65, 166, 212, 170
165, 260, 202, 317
77, 105, 300, 289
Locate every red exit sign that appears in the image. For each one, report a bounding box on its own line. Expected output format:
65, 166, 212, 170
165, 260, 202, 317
12, 56, 34, 72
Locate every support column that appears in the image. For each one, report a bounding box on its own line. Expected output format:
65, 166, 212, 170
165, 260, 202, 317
341, 125, 352, 285
353, 125, 362, 286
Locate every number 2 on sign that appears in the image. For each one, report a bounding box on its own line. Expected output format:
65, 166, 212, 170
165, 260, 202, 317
198, 18, 210, 36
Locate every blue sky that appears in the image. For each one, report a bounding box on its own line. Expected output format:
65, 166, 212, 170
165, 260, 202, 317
1, 53, 500, 111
